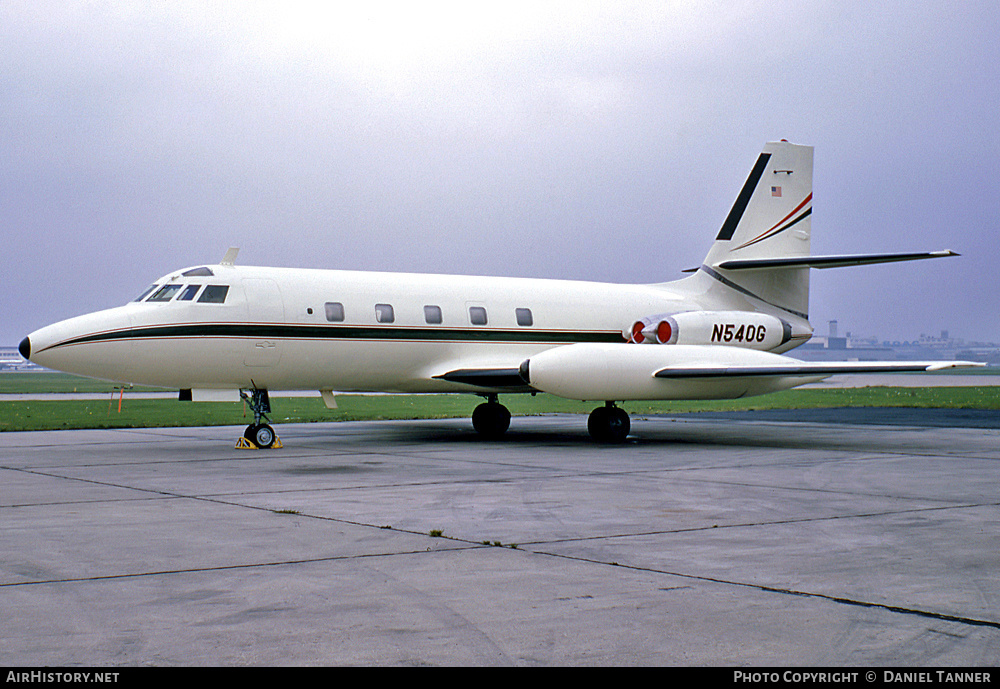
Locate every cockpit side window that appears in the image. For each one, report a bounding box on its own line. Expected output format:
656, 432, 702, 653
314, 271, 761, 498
177, 285, 202, 301
197, 285, 230, 303
134, 284, 158, 302
148, 284, 183, 302
198, 285, 229, 304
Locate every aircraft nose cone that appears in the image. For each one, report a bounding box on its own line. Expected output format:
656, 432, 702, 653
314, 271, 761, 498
18, 336, 31, 360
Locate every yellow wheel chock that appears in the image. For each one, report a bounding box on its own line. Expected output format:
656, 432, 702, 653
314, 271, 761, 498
235, 435, 283, 450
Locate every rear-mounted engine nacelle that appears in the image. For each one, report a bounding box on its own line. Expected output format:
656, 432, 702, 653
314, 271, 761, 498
626, 311, 794, 351
630, 318, 675, 344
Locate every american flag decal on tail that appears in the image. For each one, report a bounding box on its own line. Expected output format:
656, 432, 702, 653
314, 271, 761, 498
733, 192, 812, 251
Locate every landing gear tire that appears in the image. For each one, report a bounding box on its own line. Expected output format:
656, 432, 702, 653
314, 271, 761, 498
588, 404, 630, 443
245, 423, 276, 449
472, 402, 511, 439
240, 388, 276, 448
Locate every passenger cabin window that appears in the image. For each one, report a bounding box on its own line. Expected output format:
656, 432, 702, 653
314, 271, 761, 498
134, 284, 158, 302
515, 308, 534, 327
148, 284, 182, 302
469, 306, 488, 325
325, 302, 345, 322
177, 285, 201, 301
424, 305, 442, 324
197, 285, 230, 303
182, 267, 214, 277
375, 304, 394, 323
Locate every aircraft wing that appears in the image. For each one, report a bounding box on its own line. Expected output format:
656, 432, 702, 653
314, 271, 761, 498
653, 360, 984, 378
432, 367, 533, 391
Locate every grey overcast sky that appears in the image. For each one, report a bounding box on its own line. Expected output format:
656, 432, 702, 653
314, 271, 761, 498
3, 1, 998, 346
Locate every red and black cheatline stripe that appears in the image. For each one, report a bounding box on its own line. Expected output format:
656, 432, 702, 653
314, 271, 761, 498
697, 265, 810, 321
37, 322, 626, 353
733, 193, 812, 251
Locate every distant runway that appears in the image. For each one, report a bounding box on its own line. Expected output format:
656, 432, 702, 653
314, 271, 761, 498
804, 373, 1000, 388
1, 370, 998, 402
2, 411, 999, 665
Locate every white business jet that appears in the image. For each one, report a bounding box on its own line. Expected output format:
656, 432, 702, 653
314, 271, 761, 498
20, 141, 980, 446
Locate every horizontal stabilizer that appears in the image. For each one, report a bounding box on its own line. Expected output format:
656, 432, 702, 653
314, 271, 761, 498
715, 250, 958, 271
654, 360, 984, 379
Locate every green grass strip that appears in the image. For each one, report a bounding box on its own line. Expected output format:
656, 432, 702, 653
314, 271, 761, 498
2, 386, 999, 433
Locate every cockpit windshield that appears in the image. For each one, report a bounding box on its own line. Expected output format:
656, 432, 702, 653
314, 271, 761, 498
177, 284, 201, 301
148, 284, 183, 302
131, 281, 229, 304
133, 284, 158, 302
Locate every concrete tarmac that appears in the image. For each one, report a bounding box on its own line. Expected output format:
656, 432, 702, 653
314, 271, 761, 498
2, 410, 999, 666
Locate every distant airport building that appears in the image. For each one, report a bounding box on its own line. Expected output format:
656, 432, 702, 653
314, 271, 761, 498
797, 323, 999, 364
0, 346, 45, 371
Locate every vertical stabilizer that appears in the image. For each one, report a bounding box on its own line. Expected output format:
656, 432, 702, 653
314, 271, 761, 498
700, 141, 813, 319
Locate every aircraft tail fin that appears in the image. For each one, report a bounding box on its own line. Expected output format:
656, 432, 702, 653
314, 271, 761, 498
693, 141, 955, 322
699, 140, 814, 319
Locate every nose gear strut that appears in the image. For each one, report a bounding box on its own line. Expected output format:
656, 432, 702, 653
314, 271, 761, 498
238, 387, 280, 449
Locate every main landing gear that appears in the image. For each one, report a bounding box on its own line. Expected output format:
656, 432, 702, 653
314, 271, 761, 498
588, 402, 630, 444
472, 394, 511, 439
470, 395, 631, 443
240, 388, 278, 449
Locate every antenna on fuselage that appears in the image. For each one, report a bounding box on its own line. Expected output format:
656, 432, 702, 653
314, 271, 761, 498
220, 247, 239, 266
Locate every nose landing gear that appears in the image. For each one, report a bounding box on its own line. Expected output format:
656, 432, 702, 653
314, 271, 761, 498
238, 388, 281, 449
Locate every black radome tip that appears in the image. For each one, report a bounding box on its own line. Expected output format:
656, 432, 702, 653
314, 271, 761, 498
18, 336, 31, 360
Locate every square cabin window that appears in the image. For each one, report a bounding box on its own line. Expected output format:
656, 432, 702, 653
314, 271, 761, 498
325, 302, 345, 322
424, 305, 443, 324
469, 306, 488, 325
515, 308, 534, 326
375, 303, 395, 323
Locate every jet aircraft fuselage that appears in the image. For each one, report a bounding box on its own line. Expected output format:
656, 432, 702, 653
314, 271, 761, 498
20, 141, 978, 444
